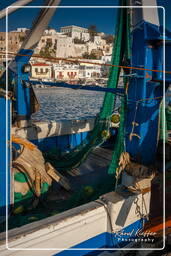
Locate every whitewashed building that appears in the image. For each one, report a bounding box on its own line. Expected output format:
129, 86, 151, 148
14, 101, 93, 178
15, 27, 29, 33
79, 59, 102, 79
101, 55, 112, 63
73, 44, 87, 57
44, 29, 58, 35
101, 55, 112, 77
60, 25, 88, 40
81, 32, 90, 42
93, 35, 105, 46
54, 64, 79, 81
56, 35, 75, 58
31, 63, 52, 80
34, 24, 113, 59
36, 34, 58, 52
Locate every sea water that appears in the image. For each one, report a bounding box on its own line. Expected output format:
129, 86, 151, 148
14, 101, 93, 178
32, 88, 105, 121
32, 87, 171, 122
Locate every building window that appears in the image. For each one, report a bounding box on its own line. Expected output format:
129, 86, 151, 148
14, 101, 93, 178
40, 68, 43, 73
45, 68, 48, 73
35, 68, 38, 73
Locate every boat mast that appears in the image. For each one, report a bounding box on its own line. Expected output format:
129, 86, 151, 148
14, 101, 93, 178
129, 0, 159, 27
0, 0, 36, 20
125, 0, 170, 165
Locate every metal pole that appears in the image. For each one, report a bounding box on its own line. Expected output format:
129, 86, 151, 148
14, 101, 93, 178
28, 80, 125, 96
21, 0, 61, 50
0, 0, 35, 20
129, 0, 159, 27
13, 0, 61, 120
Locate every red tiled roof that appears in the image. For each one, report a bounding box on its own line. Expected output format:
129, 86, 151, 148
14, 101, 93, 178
32, 63, 50, 66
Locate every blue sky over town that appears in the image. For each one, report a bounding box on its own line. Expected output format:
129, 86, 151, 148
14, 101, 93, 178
0, 0, 170, 34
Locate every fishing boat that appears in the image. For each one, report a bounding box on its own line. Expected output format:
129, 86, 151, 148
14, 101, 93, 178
0, 0, 171, 255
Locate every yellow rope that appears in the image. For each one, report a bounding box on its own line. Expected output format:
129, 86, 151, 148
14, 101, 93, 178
12, 135, 37, 151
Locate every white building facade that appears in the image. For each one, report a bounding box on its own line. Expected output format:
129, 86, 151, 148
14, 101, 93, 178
56, 36, 74, 58
31, 63, 52, 80
53, 64, 79, 81
60, 25, 88, 40
79, 60, 102, 79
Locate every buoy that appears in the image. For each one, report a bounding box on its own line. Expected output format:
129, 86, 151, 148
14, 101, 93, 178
13, 205, 24, 215
28, 216, 38, 221
111, 114, 120, 124
84, 186, 94, 197
101, 130, 109, 139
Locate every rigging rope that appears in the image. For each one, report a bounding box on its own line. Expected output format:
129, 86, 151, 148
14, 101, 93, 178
0, 51, 170, 74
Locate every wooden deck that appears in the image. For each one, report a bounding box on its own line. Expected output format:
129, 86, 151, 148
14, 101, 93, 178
49, 146, 113, 200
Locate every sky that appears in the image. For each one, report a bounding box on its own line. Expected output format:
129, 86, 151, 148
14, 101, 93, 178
0, 0, 171, 34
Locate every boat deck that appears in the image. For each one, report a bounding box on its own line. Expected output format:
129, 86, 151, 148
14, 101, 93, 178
0, 146, 114, 232
48, 146, 113, 201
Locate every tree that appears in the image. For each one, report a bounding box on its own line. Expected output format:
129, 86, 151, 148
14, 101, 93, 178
103, 34, 114, 44
46, 40, 52, 48
73, 38, 85, 44
82, 52, 90, 59
88, 25, 98, 41
19, 35, 26, 42
82, 52, 97, 60
39, 47, 52, 58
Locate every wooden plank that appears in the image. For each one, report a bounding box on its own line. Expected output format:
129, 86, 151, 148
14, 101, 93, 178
67, 168, 81, 176
45, 163, 71, 191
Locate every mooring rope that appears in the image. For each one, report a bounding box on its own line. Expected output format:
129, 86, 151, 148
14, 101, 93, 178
0, 50, 170, 74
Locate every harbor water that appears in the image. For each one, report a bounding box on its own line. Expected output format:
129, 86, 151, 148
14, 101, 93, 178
32, 87, 170, 122
32, 87, 105, 121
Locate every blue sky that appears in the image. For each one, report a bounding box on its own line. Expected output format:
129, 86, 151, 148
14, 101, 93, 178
0, 0, 171, 34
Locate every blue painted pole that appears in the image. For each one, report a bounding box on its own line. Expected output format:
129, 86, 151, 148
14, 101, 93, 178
125, 21, 171, 165
14, 49, 33, 120
0, 97, 11, 219
29, 80, 125, 96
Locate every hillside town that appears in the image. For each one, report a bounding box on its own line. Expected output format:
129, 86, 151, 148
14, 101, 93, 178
0, 25, 114, 85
